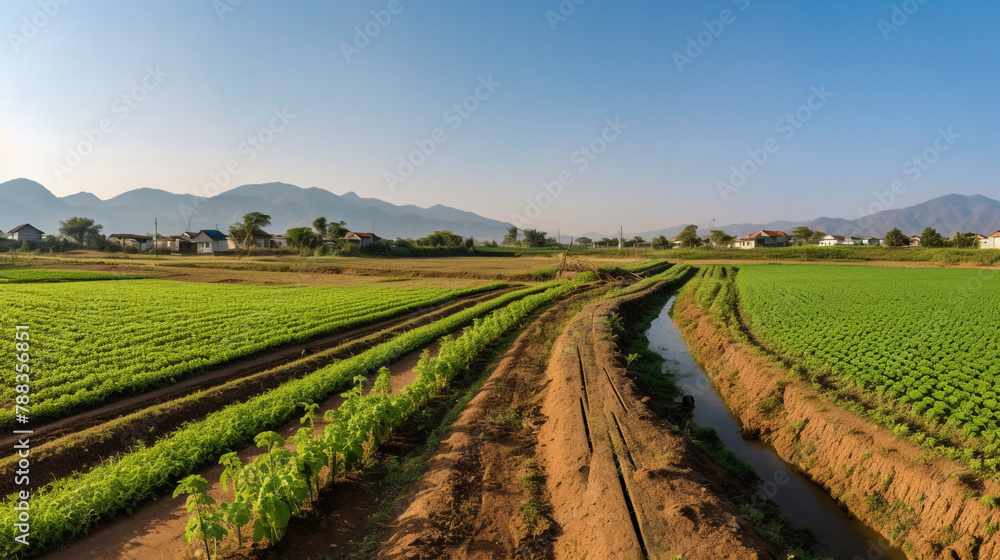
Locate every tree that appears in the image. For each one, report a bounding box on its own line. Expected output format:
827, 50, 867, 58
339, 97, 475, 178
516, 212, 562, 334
312, 217, 328, 241
229, 212, 272, 254
809, 230, 827, 245
677, 225, 702, 248
502, 226, 518, 246
327, 220, 348, 241
83, 232, 108, 251
599, 237, 617, 248
792, 226, 815, 246
522, 229, 548, 248
651, 235, 670, 250
950, 232, 979, 248
286, 227, 319, 255
885, 228, 909, 247
575, 236, 593, 247
921, 227, 944, 248
59, 217, 102, 244
416, 230, 464, 247
710, 230, 735, 248
628, 236, 646, 248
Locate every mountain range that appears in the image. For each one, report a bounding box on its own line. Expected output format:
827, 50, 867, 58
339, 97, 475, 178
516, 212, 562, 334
584, 193, 1000, 241
0, 179, 513, 241
1, 179, 998, 242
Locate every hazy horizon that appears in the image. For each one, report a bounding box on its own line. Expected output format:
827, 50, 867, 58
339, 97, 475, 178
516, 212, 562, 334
2, 1, 997, 232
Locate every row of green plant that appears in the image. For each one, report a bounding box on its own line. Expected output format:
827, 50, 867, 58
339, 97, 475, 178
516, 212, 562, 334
0, 268, 144, 283
0, 281, 565, 558
735, 265, 1000, 474
175, 278, 579, 557
0, 280, 500, 427
606, 264, 693, 298
666, 245, 1000, 266
679, 265, 744, 342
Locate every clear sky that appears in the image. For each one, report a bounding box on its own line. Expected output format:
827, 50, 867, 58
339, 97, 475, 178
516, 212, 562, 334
1, 0, 997, 233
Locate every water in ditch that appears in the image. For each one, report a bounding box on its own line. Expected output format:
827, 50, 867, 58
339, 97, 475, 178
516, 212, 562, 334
645, 296, 908, 560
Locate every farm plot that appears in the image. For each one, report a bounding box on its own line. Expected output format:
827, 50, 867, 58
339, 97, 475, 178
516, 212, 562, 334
0, 279, 495, 426
736, 265, 1000, 470
0, 281, 574, 558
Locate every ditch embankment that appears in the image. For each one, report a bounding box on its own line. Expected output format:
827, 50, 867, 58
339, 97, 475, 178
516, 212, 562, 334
673, 294, 1000, 560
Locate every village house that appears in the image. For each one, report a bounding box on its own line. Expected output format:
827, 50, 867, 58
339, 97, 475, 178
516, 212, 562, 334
108, 234, 154, 251
159, 232, 198, 254
734, 230, 792, 249
7, 224, 44, 243
189, 230, 230, 254
982, 231, 1000, 250
344, 232, 381, 248
819, 235, 882, 247
257, 235, 289, 249
909, 235, 922, 247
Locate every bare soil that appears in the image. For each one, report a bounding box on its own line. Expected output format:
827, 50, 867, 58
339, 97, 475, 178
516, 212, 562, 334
379, 292, 595, 560
673, 295, 1000, 560
381, 289, 779, 560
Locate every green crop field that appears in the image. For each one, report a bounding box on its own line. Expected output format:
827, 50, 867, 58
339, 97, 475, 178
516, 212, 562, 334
0, 279, 495, 426
735, 265, 1000, 470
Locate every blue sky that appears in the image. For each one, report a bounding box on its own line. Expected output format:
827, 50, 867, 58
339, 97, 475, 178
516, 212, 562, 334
1, 0, 996, 234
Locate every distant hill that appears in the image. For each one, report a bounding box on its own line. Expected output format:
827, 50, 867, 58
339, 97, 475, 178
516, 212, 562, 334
0, 179, 514, 241
580, 194, 1000, 241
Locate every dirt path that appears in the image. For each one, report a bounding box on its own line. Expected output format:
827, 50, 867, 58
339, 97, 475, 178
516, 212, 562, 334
41, 340, 440, 560
380, 285, 777, 560
535, 297, 776, 560
673, 295, 1000, 560
379, 291, 593, 560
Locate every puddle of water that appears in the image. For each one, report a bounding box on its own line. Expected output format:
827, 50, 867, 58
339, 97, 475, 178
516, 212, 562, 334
645, 296, 908, 560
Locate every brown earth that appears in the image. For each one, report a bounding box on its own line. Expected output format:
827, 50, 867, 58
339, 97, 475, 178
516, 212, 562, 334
673, 294, 1000, 560
536, 295, 776, 560
0, 289, 509, 499
378, 291, 595, 560
381, 287, 779, 560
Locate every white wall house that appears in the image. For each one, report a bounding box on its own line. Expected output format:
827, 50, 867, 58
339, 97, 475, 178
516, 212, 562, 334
982, 231, 1000, 250
191, 230, 230, 254
7, 224, 44, 243
735, 230, 792, 249
820, 235, 882, 247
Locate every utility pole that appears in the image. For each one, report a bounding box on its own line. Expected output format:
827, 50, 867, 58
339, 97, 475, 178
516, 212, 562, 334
154, 218, 158, 259
618, 226, 623, 250
557, 228, 560, 248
